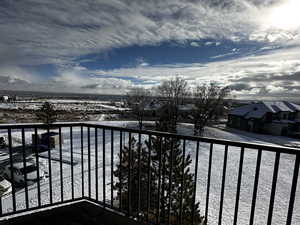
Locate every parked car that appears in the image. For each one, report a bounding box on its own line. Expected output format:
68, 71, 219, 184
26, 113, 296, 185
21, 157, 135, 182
3, 162, 47, 185
0, 176, 12, 196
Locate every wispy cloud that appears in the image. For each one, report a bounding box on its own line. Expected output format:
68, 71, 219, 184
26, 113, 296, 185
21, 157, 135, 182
0, 0, 299, 98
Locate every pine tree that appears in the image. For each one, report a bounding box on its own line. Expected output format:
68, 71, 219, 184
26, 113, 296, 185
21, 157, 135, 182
114, 136, 157, 220
146, 106, 203, 225
114, 104, 204, 225
36, 102, 57, 125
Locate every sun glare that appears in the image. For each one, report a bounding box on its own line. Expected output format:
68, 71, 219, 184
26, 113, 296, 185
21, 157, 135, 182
266, 0, 300, 30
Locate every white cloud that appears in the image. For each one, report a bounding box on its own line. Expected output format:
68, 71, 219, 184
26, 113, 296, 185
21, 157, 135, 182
1, 0, 299, 68
190, 42, 201, 47
0, 0, 300, 98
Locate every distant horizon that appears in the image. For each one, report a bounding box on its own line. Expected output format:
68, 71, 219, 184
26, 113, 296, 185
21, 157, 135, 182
1, 89, 300, 104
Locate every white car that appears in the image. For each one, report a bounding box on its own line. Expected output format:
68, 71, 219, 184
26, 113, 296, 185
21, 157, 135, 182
0, 176, 12, 196
4, 162, 46, 185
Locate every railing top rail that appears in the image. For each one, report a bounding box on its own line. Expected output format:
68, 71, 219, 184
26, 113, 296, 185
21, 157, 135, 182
0, 122, 299, 155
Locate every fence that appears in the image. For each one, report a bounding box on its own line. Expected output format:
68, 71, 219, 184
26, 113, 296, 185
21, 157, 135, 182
0, 122, 298, 225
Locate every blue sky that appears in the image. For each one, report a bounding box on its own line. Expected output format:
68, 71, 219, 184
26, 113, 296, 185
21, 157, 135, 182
0, 0, 300, 99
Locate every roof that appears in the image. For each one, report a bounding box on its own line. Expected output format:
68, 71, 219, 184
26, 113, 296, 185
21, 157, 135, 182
229, 101, 300, 119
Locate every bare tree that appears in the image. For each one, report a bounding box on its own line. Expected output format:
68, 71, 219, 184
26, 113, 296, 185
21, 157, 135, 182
157, 76, 188, 125
192, 83, 230, 136
126, 87, 151, 129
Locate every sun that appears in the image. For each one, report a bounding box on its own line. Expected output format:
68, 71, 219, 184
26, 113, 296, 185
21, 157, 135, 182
266, 0, 300, 30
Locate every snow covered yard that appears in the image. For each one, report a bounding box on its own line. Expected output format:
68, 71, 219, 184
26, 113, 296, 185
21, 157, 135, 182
0, 121, 299, 225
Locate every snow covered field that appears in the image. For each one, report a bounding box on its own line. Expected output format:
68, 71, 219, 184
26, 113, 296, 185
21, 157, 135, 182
0, 121, 299, 225
0, 100, 128, 112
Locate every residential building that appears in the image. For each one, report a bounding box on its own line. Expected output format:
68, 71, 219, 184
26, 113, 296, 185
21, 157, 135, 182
227, 101, 300, 137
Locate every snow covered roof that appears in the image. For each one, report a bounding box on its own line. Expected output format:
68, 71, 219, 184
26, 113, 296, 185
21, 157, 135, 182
263, 101, 295, 113
229, 101, 300, 119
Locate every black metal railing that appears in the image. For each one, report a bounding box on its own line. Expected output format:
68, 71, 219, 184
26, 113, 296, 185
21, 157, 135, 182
0, 122, 298, 225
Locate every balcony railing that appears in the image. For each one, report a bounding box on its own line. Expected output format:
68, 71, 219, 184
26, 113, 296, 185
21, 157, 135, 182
0, 122, 299, 225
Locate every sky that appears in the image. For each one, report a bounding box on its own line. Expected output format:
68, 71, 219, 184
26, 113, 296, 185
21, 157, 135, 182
0, 0, 300, 100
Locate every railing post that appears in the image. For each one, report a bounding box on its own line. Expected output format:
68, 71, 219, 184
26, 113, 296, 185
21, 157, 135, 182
218, 145, 228, 225
205, 143, 213, 224
81, 126, 84, 197
179, 139, 186, 225
167, 138, 174, 225
47, 126, 53, 204
286, 153, 300, 225
111, 129, 114, 208
70, 126, 74, 200
192, 141, 200, 225
249, 149, 262, 225
95, 128, 98, 202
8, 128, 16, 212
128, 132, 132, 216
59, 127, 63, 202
119, 131, 123, 210
137, 132, 141, 220
267, 152, 280, 225
146, 134, 152, 223
156, 136, 163, 224
21, 128, 29, 210
103, 128, 106, 207
87, 127, 91, 198
233, 147, 244, 225
34, 128, 41, 207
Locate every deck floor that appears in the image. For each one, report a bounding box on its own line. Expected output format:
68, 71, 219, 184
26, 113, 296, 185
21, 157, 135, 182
0, 200, 139, 225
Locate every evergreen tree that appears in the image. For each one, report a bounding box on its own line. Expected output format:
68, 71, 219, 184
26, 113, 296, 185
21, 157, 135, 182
114, 137, 157, 219
146, 105, 203, 225
36, 102, 57, 125
114, 104, 204, 225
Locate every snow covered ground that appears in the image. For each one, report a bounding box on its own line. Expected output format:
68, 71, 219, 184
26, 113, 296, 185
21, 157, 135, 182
0, 121, 299, 225
0, 100, 128, 112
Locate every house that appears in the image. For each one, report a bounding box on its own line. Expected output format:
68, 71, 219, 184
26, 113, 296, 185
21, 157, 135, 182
0, 95, 18, 102
0, 95, 9, 102
227, 101, 300, 137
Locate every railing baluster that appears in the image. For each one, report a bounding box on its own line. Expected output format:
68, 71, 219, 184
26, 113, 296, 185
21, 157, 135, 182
249, 149, 262, 225
179, 139, 186, 225
47, 126, 53, 204
233, 147, 244, 225
205, 143, 213, 224
267, 152, 280, 225
0, 187, 1, 215
81, 126, 84, 197
167, 138, 174, 225
119, 131, 123, 210
161, 138, 167, 222
103, 128, 106, 207
192, 141, 200, 225
137, 132, 141, 220
286, 153, 300, 225
111, 129, 114, 208
34, 128, 41, 207
87, 127, 91, 198
8, 128, 16, 212
59, 127, 63, 202
218, 144, 228, 225
146, 135, 152, 223
128, 132, 132, 216
95, 128, 98, 202
22, 128, 29, 210
70, 126, 74, 200
156, 136, 163, 224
